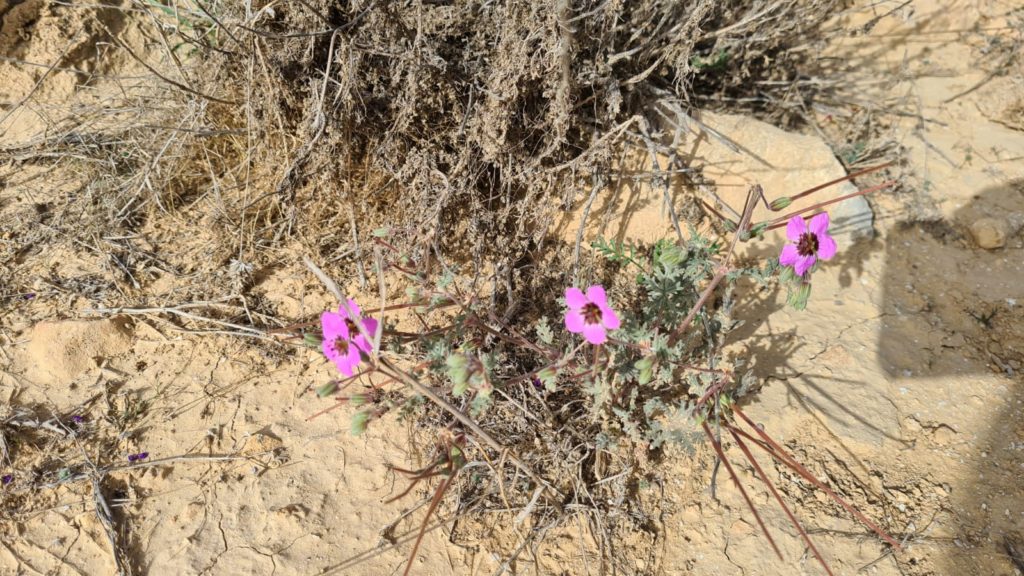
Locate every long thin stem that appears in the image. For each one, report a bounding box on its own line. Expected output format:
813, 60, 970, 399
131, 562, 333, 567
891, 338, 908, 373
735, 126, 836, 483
732, 405, 901, 550
701, 422, 783, 560
762, 181, 897, 230
671, 183, 759, 341
783, 161, 895, 206
728, 426, 835, 576
403, 470, 456, 576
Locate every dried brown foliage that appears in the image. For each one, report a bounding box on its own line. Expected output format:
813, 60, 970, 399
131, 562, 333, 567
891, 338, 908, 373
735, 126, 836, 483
2, 0, 845, 307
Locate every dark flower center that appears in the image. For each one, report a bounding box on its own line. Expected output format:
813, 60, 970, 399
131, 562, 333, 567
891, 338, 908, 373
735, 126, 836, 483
582, 302, 602, 325
797, 232, 819, 257
333, 336, 350, 354
345, 318, 358, 335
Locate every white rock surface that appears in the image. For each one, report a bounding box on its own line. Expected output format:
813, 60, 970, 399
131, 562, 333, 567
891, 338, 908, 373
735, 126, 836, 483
691, 112, 875, 253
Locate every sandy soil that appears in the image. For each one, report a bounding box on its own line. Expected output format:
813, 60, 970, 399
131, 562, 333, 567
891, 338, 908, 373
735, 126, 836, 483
2, 1, 1023, 575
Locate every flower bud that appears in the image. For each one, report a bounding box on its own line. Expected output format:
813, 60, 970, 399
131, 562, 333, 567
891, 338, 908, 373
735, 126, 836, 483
787, 282, 812, 310
350, 411, 370, 436
303, 332, 323, 348
316, 381, 338, 398
779, 265, 796, 284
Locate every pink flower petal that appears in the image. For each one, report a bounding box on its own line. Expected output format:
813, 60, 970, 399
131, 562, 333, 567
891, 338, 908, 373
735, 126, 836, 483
363, 317, 378, 338
334, 353, 355, 377
779, 244, 800, 266
353, 318, 378, 354
564, 309, 585, 333
345, 345, 362, 371
817, 233, 837, 260
322, 339, 341, 363
565, 287, 587, 309
339, 298, 362, 320
599, 305, 620, 330
321, 311, 347, 340
794, 255, 816, 277
582, 322, 607, 345
786, 216, 806, 242
585, 285, 608, 307
808, 212, 830, 236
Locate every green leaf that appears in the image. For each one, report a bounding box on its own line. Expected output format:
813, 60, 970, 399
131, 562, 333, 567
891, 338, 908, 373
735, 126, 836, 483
636, 356, 655, 386
592, 237, 643, 269
691, 49, 730, 72
469, 393, 491, 417
535, 317, 554, 346
405, 286, 421, 302
449, 445, 465, 468
437, 271, 454, 290
372, 227, 391, 237
446, 353, 468, 393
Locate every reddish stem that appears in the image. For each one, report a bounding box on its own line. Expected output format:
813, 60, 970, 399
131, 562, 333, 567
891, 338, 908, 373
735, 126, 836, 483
731, 406, 902, 550
782, 161, 895, 206
701, 422, 783, 560
763, 181, 897, 230
403, 470, 456, 576
728, 426, 835, 576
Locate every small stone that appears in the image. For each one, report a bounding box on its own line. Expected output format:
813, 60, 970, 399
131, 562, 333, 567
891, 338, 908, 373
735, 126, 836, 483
969, 217, 1008, 249
942, 333, 966, 348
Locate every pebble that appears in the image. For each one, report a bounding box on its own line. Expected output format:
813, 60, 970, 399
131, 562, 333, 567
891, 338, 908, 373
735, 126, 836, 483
969, 217, 1008, 249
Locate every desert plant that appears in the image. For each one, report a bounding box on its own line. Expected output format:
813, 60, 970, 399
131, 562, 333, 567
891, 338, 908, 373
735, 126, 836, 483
304, 168, 900, 575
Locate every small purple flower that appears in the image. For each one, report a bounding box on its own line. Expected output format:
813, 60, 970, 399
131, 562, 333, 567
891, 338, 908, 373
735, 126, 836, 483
564, 285, 620, 345
127, 452, 149, 463
1, 474, 13, 485
779, 212, 837, 277
23, 293, 35, 300
70, 415, 84, 424
321, 298, 379, 377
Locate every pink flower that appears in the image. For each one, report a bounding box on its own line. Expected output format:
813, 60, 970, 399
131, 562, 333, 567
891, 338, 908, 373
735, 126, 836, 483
779, 212, 837, 277
564, 285, 620, 345
321, 299, 379, 377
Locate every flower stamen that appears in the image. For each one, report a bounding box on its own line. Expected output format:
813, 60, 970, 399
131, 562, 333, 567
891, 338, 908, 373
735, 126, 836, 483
797, 232, 819, 257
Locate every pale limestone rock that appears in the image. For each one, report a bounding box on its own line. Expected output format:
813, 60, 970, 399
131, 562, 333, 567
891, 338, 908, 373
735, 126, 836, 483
692, 112, 875, 256
969, 217, 1008, 249
556, 112, 874, 259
